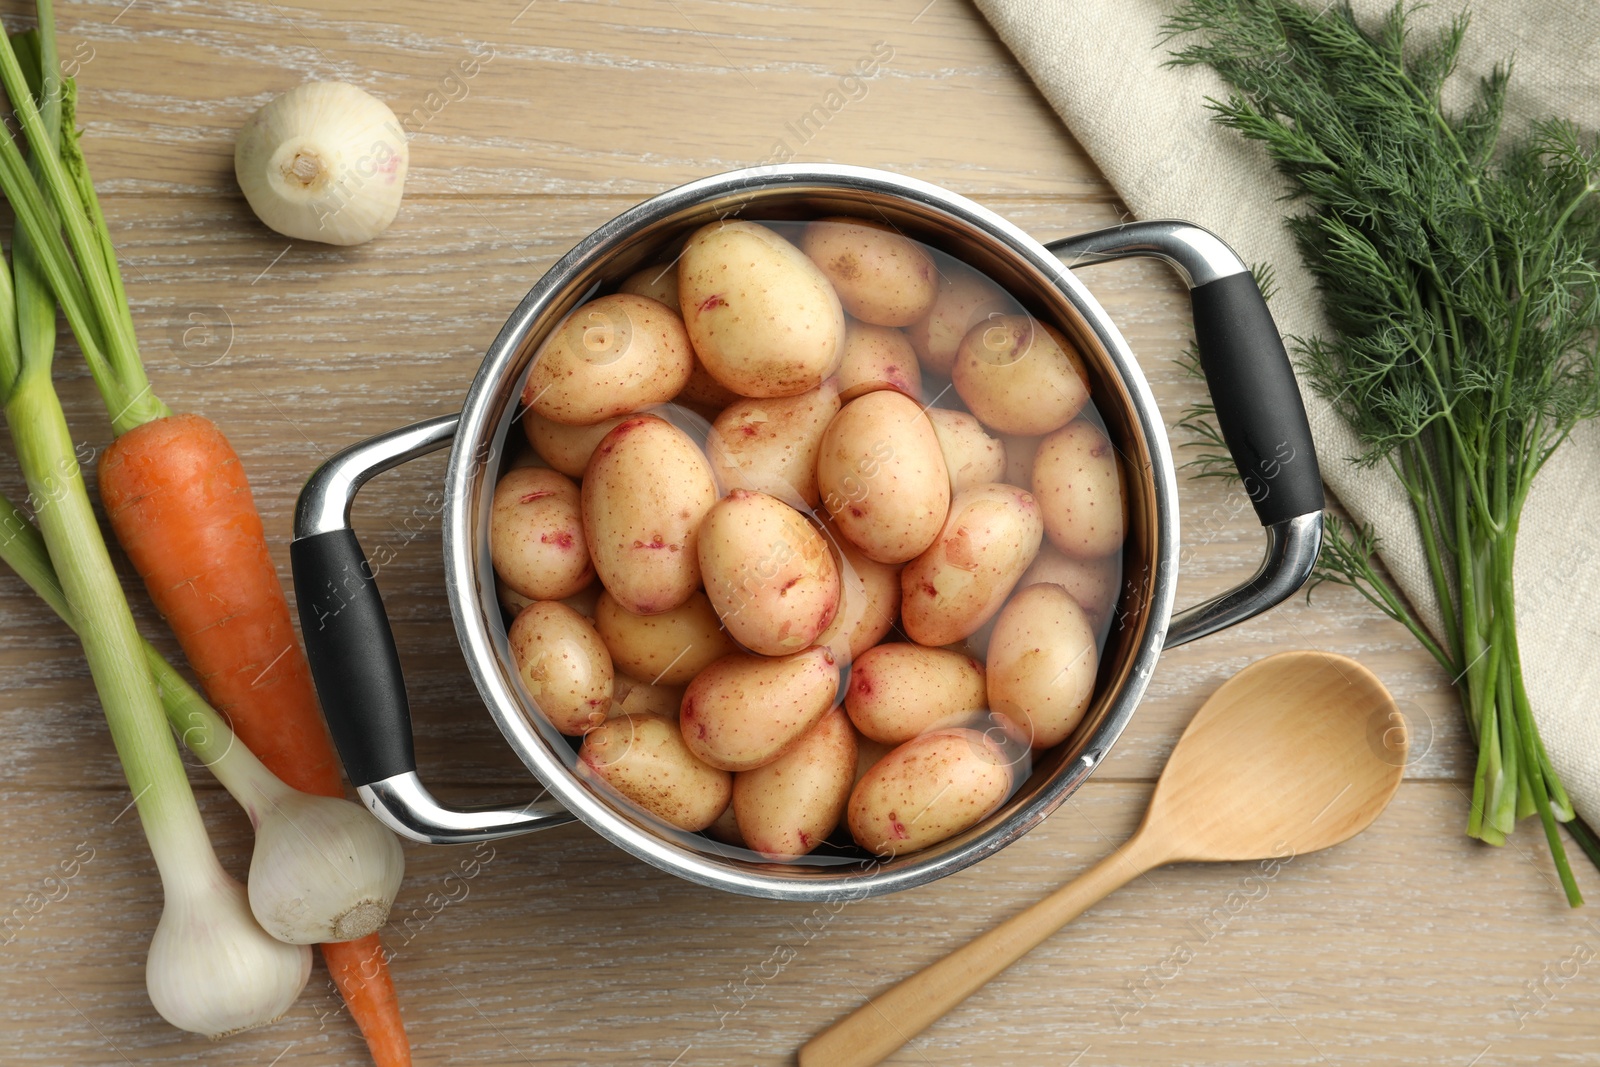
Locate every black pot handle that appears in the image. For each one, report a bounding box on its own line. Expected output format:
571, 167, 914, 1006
290, 414, 574, 843
1047, 221, 1325, 647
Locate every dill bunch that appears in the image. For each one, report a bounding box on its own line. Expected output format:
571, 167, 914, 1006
1166, 0, 1600, 904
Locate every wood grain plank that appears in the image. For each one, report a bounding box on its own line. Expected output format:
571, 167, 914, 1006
48, 0, 1087, 197
0, 783, 1593, 1065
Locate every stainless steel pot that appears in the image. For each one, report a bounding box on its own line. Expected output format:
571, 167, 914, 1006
289, 164, 1324, 902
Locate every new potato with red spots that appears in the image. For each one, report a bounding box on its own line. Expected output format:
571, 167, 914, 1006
678, 220, 846, 398
507, 601, 614, 736
817, 390, 949, 565
488, 467, 593, 601
705, 380, 840, 510
848, 727, 1013, 857
581, 414, 717, 616
679, 648, 840, 772
900, 482, 1044, 646
733, 707, 857, 859
579, 713, 731, 832
802, 216, 938, 327
1033, 418, 1126, 559
834, 320, 923, 402
698, 490, 840, 657
521, 292, 694, 426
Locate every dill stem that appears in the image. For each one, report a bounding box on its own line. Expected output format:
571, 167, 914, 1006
1454, 463, 1485, 728
1490, 614, 1520, 835
1509, 637, 1582, 903
1399, 445, 1460, 663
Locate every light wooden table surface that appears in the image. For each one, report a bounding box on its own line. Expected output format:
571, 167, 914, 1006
2, 2, 1597, 1065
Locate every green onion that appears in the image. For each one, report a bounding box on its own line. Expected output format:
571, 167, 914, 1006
0, 1, 307, 1033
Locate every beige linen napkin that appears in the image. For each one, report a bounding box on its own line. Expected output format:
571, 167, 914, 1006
971, 0, 1600, 822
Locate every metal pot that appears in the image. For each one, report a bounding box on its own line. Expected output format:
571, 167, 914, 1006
288, 164, 1324, 902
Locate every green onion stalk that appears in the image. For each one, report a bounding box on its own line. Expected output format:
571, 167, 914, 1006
0, 487, 404, 947
0, 2, 308, 1034
1167, 0, 1600, 904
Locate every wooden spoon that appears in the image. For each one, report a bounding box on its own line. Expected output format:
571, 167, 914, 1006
800, 650, 1407, 1067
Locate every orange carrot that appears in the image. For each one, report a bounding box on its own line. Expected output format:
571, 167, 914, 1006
325, 935, 411, 1067
97, 412, 342, 796
98, 412, 410, 1065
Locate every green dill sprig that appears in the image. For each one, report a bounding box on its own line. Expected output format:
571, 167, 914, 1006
1166, 0, 1600, 904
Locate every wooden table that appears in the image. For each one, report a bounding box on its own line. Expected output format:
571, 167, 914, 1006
1, 2, 1596, 1064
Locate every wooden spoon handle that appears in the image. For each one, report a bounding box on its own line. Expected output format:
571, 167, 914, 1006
799, 837, 1158, 1067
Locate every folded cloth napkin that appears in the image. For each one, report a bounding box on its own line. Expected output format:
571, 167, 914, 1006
972, 0, 1600, 823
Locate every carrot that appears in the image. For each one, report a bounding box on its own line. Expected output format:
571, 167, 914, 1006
97, 412, 342, 797
0, 26, 415, 1060
325, 935, 411, 1067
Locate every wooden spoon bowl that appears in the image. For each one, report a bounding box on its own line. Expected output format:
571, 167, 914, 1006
1144, 649, 1407, 863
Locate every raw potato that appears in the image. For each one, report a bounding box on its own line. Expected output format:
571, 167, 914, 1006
523, 293, 694, 425
952, 315, 1090, 435
678, 361, 742, 412
579, 714, 731, 831
801, 217, 938, 327
582, 415, 718, 615
619, 263, 680, 310
706, 381, 840, 509
679, 220, 845, 398
733, 707, 857, 859
1020, 545, 1121, 628
705, 801, 744, 846
561, 582, 601, 621
507, 602, 614, 736
852, 733, 895, 787
835, 320, 923, 402
907, 264, 1015, 375
608, 673, 685, 720
522, 410, 631, 478
986, 584, 1098, 749
844, 644, 987, 745
927, 408, 1007, 494
496, 576, 534, 617
594, 591, 736, 686
698, 491, 840, 656
489, 467, 593, 601
1000, 433, 1041, 490
817, 390, 950, 564
848, 727, 1012, 856
679, 648, 840, 771
504, 440, 543, 470
815, 524, 902, 663
1033, 419, 1126, 559
901, 483, 1044, 646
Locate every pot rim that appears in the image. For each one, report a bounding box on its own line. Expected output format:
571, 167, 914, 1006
443, 163, 1180, 900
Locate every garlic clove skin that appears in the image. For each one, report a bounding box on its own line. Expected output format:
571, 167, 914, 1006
147, 862, 312, 1038
247, 790, 406, 945
234, 81, 409, 246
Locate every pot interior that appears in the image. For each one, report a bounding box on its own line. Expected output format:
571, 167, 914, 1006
451, 167, 1171, 898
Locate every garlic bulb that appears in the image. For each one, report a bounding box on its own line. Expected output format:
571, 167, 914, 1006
234, 81, 408, 246
247, 788, 405, 944
146, 858, 312, 1039
152, 654, 406, 946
